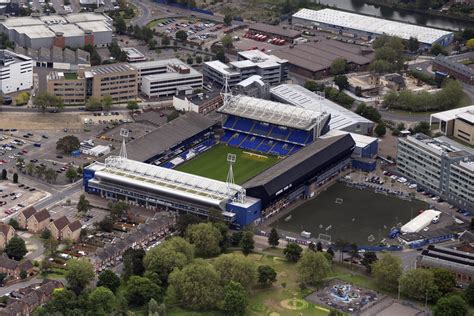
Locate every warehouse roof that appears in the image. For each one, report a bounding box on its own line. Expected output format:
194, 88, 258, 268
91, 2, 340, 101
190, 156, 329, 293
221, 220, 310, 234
272, 39, 373, 73
248, 23, 301, 39
292, 8, 452, 45
76, 21, 111, 33
433, 55, 474, 78
0, 16, 43, 28
49, 23, 85, 37
64, 13, 110, 23
14, 25, 55, 39
125, 111, 217, 162
270, 84, 372, 131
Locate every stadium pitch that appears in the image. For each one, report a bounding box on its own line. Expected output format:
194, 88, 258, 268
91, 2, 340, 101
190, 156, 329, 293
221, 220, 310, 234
176, 144, 279, 184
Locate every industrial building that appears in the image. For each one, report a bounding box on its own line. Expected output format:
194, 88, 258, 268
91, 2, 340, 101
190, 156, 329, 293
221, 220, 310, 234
272, 39, 374, 78
0, 13, 112, 49
47, 63, 138, 104
270, 84, 374, 135
430, 106, 474, 146
417, 245, 474, 284
432, 54, 474, 85
203, 50, 288, 87
0, 49, 33, 94
292, 8, 453, 48
397, 133, 474, 211
247, 23, 302, 42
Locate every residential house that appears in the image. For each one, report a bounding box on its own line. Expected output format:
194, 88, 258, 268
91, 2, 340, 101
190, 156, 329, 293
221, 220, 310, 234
0, 224, 14, 249
26, 209, 51, 233
17, 207, 36, 230
61, 220, 82, 241
48, 216, 70, 240
0, 256, 34, 279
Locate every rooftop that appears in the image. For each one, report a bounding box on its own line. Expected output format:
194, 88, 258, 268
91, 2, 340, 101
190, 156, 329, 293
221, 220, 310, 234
237, 49, 287, 65
0, 16, 43, 28
12, 25, 55, 39
433, 55, 474, 78
91, 63, 136, 75
408, 133, 469, 156
218, 94, 328, 131
0, 49, 31, 66
204, 60, 240, 76
292, 8, 452, 45
248, 22, 301, 39
456, 110, 474, 125
75, 20, 112, 33
64, 13, 110, 23
48, 23, 85, 37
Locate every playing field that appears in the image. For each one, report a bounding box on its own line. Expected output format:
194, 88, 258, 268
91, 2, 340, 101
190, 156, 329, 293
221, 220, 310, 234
176, 144, 280, 184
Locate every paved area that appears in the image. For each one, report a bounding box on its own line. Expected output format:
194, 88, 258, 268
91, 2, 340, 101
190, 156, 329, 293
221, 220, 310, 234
376, 301, 422, 316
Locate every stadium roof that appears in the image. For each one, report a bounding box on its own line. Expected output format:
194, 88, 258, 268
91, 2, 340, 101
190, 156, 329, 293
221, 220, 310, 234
125, 112, 218, 162
218, 95, 327, 131
92, 158, 245, 208
270, 84, 372, 131
292, 8, 452, 45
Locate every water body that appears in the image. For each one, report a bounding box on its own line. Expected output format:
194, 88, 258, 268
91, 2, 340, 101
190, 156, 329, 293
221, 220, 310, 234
313, 0, 472, 31
271, 182, 428, 245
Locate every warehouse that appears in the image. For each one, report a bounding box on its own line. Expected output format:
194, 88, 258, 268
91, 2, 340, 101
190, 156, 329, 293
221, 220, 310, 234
272, 39, 374, 78
292, 8, 453, 48
248, 23, 301, 42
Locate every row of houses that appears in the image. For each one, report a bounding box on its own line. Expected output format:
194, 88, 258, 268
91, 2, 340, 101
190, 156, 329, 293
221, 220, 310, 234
0, 256, 33, 280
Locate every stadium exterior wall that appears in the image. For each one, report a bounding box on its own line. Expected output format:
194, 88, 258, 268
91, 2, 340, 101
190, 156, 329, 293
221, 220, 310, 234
227, 199, 262, 227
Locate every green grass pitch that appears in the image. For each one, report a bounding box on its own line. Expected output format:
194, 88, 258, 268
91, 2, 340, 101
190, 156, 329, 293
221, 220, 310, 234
175, 144, 280, 184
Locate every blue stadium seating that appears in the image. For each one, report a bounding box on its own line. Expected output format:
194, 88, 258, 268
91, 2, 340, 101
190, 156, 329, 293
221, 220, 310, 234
252, 122, 272, 137
288, 129, 311, 145
289, 146, 301, 155
269, 126, 290, 140
271, 142, 291, 156
224, 115, 237, 128
233, 118, 254, 132
162, 162, 175, 169
228, 133, 246, 147
220, 131, 233, 143
257, 140, 273, 153
240, 136, 263, 151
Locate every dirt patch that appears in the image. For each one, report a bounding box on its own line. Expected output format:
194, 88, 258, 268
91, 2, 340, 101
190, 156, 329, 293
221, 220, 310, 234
0, 113, 82, 130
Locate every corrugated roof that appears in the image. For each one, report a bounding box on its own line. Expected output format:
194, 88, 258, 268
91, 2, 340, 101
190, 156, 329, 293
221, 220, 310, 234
248, 22, 301, 38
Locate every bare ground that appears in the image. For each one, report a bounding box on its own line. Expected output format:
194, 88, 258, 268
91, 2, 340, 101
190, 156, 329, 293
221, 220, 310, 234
0, 113, 83, 130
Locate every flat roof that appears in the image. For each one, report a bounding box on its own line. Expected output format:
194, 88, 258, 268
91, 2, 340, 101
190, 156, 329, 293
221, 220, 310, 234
0, 16, 43, 28
430, 105, 474, 122
270, 84, 372, 131
272, 39, 373, 72
322, 129, 377, 148
75, 21, 111, 33
457, 111, 474, 124
49, 23, 85, 37
13, 25, 55, 39
64, 13, 110, 23
140, 58, 202, 81
248, 22, 301, 39
122, 47, 145, 59
292, 8, 452, 45
204, 60, 240, 76
40, 15, 67, 24
91, 63, 135, 75
218, 95, 327, 131
238, 49, 287, 64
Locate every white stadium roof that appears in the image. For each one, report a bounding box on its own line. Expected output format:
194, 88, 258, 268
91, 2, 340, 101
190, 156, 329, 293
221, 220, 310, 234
270, 84, 372, 131
292, 8, 452, 45
218, 95, 328, 131
91, 158, 246, 208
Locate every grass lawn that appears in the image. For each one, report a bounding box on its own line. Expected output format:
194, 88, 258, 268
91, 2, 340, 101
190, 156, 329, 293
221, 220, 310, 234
175, 144, 280, 184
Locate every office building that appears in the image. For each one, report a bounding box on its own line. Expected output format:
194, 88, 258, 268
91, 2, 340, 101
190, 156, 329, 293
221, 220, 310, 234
430, 106, 474, 146
397, 134, 474, 211
0, 50, 33, 94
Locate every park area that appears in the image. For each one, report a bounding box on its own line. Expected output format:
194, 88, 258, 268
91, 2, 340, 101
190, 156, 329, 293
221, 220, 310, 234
175, 144, 280, 184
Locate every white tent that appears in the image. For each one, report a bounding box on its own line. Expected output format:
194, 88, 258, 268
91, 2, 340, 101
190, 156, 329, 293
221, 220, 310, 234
401, 209, 441, 233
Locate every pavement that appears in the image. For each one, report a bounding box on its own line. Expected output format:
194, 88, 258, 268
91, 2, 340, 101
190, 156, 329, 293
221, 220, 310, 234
33, 181, 83, 210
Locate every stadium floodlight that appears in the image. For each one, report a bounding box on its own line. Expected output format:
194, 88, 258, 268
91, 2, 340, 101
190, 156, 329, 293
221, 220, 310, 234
119, 128, 129, 160
120, 128, 129, 138
227, 153, 236, 163
226, 153, 236, 190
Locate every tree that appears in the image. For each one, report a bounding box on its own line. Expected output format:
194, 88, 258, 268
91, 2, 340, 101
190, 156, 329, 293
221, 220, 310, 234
467, 38, 474, 50
372, 253, 402, 291
330, 58, 347, 75
223, 281, 248, 316
413, 121, 431, 136
65, 258, 95, 295
175, 30, 188, 42
43, 236, 59, 257
96, 216, 114, 232
1, 169, 6, 180
215, 48, 226, 63
0, 273, 6, 285
297, 251, 331, 285
127, 100, 139, 110
186, 56, 193, 65
5, 236, 27, 260
89, 286, 116, 314
195, 55, 202, 64
406, 36, 419, 52
101, 95, 113, 111
304, 80, 318, 92
257, 265, 277, 286
400, 269, 438, 301
115, 16, 126, 34
465, 282, 474, 305
186, 222, 222, 257
375, 123, 386, 137
15, 92, 30, 106
125, 276, 162, 306
77, 194, 91, 213
86, 96, 102, 110
12, 173, 18, 184
433, 295, 468, 316
223, 14, 233, 26
8, 218, 19, 230
56, 135, 80, 154
222, 34, 233, 49
122, 248, 145, 280
167, 259, 222, 311
431, 43, 448, 56
316, 241, 323, 252
240, 230, 254, 255
161, 36, 171, 46
207, 208, 225, 223
65, 167, 78, 183
284, 243, 303, 262
308, 242, 316, 251
213, 253, 257, 288
40, 229, 51, 240
361, 252, 377, 273
334, 75, 349, 91
44, 168, 57, 183
20, 269, 27, 279
432, 269, 456, 297
355, 103, 381, 122
268, 228, 280, 248
97, 269, 121, 293
107, 200, 129, 220
327, 247, 335, 258
34, 92, 64, 112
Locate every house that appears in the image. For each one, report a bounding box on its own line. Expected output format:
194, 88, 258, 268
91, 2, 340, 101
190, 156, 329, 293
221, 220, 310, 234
26, 209, 51, 233
17, 207, 36, 230
48, 216, 70, 240
0, 224, 15, 249
0, 256, 34, 279
61, 220, 82, 241
380, 73, 406, 91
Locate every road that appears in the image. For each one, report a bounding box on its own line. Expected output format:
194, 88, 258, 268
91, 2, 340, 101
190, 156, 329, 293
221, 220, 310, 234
33, 181, 83, 210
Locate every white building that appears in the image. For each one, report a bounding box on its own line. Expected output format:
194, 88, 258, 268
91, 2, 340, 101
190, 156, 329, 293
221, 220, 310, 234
0, 50, 33, 94
292, 8, 453, 48
138, 59, 203, 98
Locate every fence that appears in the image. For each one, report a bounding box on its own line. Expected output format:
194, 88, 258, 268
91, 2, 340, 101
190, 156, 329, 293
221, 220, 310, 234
153, 0, 214, 15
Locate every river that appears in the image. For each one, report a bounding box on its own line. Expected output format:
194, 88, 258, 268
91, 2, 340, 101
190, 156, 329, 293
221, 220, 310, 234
314, 0, 472, 31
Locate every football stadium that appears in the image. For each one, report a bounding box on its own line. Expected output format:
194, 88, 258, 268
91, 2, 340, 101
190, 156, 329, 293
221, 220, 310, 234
83, 94, 357, 227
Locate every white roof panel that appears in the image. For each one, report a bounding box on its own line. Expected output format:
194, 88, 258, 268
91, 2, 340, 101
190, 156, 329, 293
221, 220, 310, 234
430, 105, 474, 122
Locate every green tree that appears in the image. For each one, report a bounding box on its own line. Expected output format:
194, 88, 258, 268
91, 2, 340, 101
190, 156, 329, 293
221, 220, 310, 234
15, 92, 30, 106
34, 92, 64, 112
223, 281, 248, 316
12, 172, 18, 184
433, 295, 468, 316
213, 253, 257, 288
330, 58, 347, 75
414, 121, 431, 136
40, 229, 51, 240
5, 236, 27, 260
97, 269, 121, 293
304, 80, 318, 92
284, 243, 303, 262
375, 123, 386, 137
115, 16, 126, 34
268, 228, 279, 247
432, 268, 456, 297
107, 200, 129, 220
161, 36, 171, 46
44, 168, 57, 183
207, 208, 225, 223
65, 258, 95, 295
222, 34, 233, 48
195, 55, 202, 64
372, 253, 402, 291
297, 251, 331, 285
257, 265, 277, 286
400, 269, 438, 301
355, 103, 381, 122
361, 252, 377, 273
186, 222, 222, 257
167, 259, 222, 311
89, 286, 116, 314
465, 282, 474, 305
101, 95, 113, 111
77, 194, 91, 213
122, 248, 145, 280
20, 269, 27, 279
1, 169, 6, 180
215, 48, 226, 63
175, 30, 188, 42
8, 218, 19, 230
406, 36, 419, 52
467, 38, 474, 50
240, 230, 254, 256
43, 236, 59, 257
65, 167, 78, 183
127, 100, 139, 110
186, 56, 193, 65
334, 75, 349, 91
86, 96, 102, 110
223, 14, 233, 26
56, 135, 80, 154
431, 43, 448, 56
0, 273, 6, 285
125, 276, 162, 306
